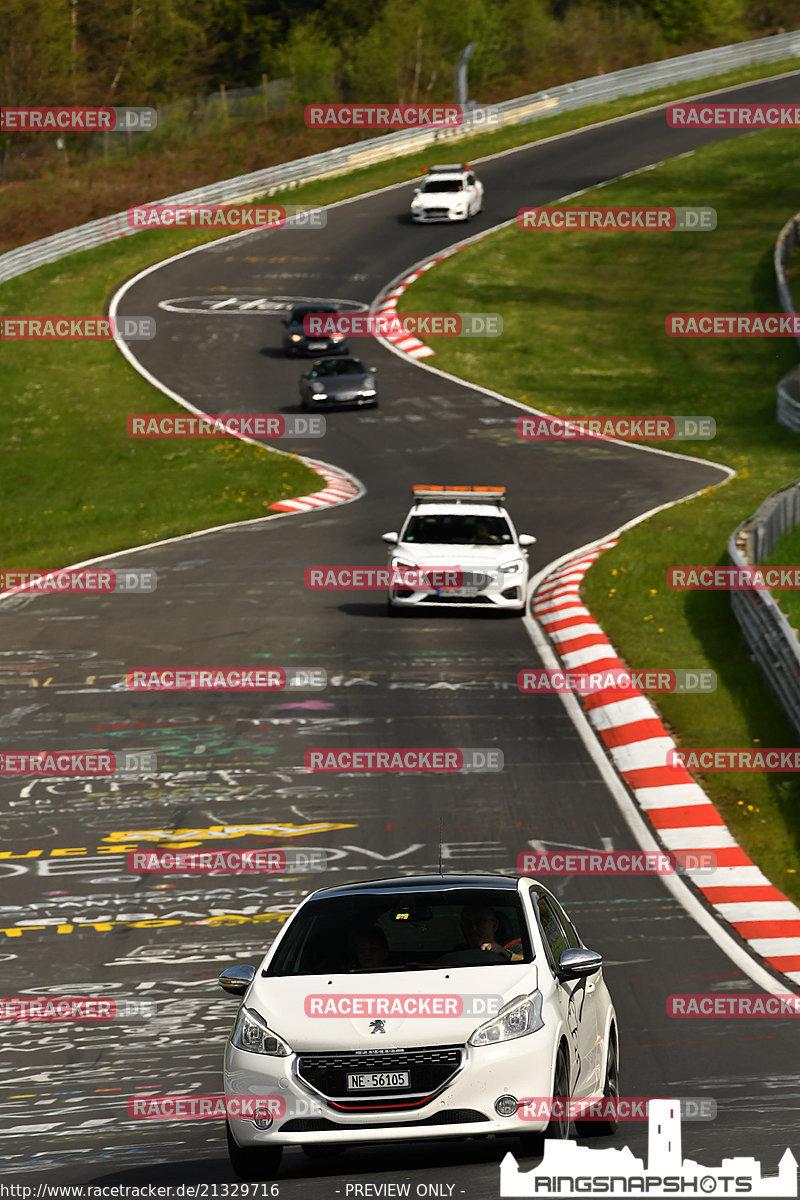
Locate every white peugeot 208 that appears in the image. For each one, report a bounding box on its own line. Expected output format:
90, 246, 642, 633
220, 873, 619, 1179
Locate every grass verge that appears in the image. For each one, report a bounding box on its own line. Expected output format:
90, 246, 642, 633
396, 128, 800, 902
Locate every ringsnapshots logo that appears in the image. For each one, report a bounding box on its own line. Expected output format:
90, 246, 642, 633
303, 312, 503, 338
667, 747, 800, 772
127, 205, 326, 230
667, 102, 800, 127
668, 566, 800, 590
127, 848, 326, 875
517, 416, 715, 442
1, 107, 157, 132
0, 568, 156, 596
1, 996, 157, 1022
0, 750, 157, 778
517, 668, 716, 694
518, 206, 716, 231
305, 567, 495, 590
304, 104, 500, 129
304, 993, 505, 1018
125, 667, 326, 691
1, 316, 155, 340
127, 414, 324, 438
517, 849, 717, 876
667, 313, 800, 336
668, 994, 800, 1017
304, 748, 503, 773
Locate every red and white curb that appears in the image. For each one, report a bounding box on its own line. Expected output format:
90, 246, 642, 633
533, 542, 800, 988
269, 464, 360, 513
373, 232, 493, 359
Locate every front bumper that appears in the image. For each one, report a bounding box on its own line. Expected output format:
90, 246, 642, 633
410, 207, 468, 223
388, 581, 526, 612
225, 1039, 554, 1148
285, 340, 349, 357
304, 394, 378, 410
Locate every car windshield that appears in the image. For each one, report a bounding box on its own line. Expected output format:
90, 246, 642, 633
402, 513, 513, 545
421, 179, 463, 193
312, 359, 365, 377
291, 305, 337, 322
265, 888, 533, 976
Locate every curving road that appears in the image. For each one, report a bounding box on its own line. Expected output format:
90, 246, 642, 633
2, 72, 800, 1193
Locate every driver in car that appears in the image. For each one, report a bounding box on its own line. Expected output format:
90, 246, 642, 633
458, 904, 523, 960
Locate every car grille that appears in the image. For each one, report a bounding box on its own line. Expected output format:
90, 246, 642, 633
296, 1045, 463, 1109
420, 594, 493, 605
421, 208, 450, 219
281, 1109, 487, 1132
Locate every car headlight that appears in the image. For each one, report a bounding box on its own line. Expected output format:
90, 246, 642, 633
500, 559, 524, 575
231, 1006, 291, 1056
468, 992, 544, 1047
391, 556, 417, 570
411, 197, 423, 208
311, 392, 328, 400
290, 333, 302, 342
331, 334, 345, 342
360, 388, 377, 397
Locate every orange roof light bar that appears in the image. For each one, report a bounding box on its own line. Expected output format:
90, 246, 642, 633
412, 485, 507, 502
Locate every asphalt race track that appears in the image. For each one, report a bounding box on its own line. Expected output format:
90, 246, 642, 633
2, 73, 800, 1194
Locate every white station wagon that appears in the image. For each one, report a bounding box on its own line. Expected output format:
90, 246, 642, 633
219, 873, 619, 1179
410, 164, 484, 223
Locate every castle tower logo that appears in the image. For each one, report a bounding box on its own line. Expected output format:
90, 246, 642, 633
500, 1099, 797, 1197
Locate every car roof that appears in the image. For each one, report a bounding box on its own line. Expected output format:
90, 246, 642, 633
405, 503, 510, 519
305, 873, 522, 901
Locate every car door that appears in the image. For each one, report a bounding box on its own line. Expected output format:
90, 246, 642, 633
531, 888, 600, 1100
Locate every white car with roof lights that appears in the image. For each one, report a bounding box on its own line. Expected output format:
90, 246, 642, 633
219, 873, 619, 1179
382, 485, 535, 614
410, 164, 484, 223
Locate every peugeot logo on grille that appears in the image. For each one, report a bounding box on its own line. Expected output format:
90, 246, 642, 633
369, 1019, 386, 1034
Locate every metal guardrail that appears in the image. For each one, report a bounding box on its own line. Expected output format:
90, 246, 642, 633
2, 29, 800, 285
774, 211, 800, 429
728, 481, 800, 739
726, 209, 800, 737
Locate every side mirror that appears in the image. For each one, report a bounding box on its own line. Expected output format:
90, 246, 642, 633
382, 532, 399, 545
557, 947, 602, 980
218, 963, 256, 996
518, 534, 536, 547
300, 371, 310, 379
369, 367, 378, 373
